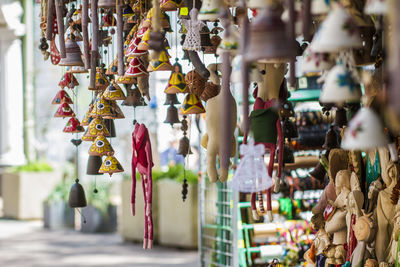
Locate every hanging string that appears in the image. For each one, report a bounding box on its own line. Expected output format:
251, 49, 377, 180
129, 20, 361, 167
76, 208, 87, 223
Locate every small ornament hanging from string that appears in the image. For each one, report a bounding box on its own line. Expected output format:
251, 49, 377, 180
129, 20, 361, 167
177, 115, 192, 201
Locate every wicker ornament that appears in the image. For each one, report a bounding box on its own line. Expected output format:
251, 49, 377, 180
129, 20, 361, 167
88, 135, 114, 156
200, 82, 220, 102
63, 117, 85, 133
185, 70, 206, 96
99, 153, 124, 175
52, 90, 73, 105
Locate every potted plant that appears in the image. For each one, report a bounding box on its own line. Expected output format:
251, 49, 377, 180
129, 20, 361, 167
1, 160, 62, 219
158, 164, 199, 248
80, 182, 117, 233
43, 178, 75, 229
120, 170, 163, 243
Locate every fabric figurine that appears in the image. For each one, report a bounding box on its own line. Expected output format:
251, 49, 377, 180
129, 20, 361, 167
131, 123, 154, 250
181, 8, 205, 51
231, 139, 273, 193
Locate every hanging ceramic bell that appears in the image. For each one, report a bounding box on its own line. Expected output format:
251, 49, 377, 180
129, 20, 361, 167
311, 0, 331, 15
322, 125, 339, 150
59, 38, 84, 67
90, 96, 114, 118
68, 179, 87, 208
106, 101, 125, 119
81, 106, 93, 127
200, 82, 220, 102
125, 57, 149, 77
342, 108, 388, 150
54, 102, 75, 118
164, 94, 180, 105
164, 63, 188, 94
198, 0, 223, 21
98, 0, 115, 8
309, 162, 327, 183
89, 135, 114, 156
319, 63, 361, 106
301, 47, 335, 74
122, 87, 147, 107
116, 75, 137, 85
245, 6, 298, 63
59, 73, 79, 89
86, 155, 104, 175
103, 81, 126, 101
364, 0, 387, 15
310, 5, 362, 53
181, 93, 205, 114
177, 136, 192, 157
52, 89, 73, 105
125, 36, 148, 59
63, 117, 85, 133
99, 153, 124, 175
334, 107, 347, 128
89, 67, 110, 91
137, 29, 150, 50
164, 104, 180, 126
147, 50, 173, 72
106, 57, 118, 75
104, 118, 116, 138
83, 117, 111, 138
160, 0, 180, 11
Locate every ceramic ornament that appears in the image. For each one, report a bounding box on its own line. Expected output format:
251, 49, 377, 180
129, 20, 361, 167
181, 9, 205, 51
116, 75, 137, 85
63, 117, 85, 133
310, 5, 362, 53
160, 0, 181, 11
59, 38, 85, 67
83, 117, 111, 138
103, 81, 126, 101
54, 101, 75, 118
164, 104, 180, 126
122, 87, 147, 107
341, 108, 388, 150
181, 93, 205, 114
105, 101, 125, 119
364, 0, 387, 15
311, 0, 331, 15
319, 63, 361, 105
106, 57, 118, 75
198, 0, 223, 21
125, 36, 148, 59
131, 123, 154, 250
301, 47, 335, 74
125, 57, 149, 77
58, 73, 79, 89
138, 29, 150, 51
80, 106, 93, 126
231, 139, 273, 193
90, 96, 114, 117
65, 25, 83, 42
52, 89, 73, 104
50, 39, 61, 65
66, 66, 89, 74
88, 135, 114, 156
89, 68, 110, 90
99, 153, 124, 175
147, 50, 173, 72
164, 63, 188, 94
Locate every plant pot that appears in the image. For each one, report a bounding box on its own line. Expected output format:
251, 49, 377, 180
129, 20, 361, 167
1, 171, 62, 219
80, 204, 117, 233
158, 179, 198, 248
120, 179, 159, 242
43, 201, 75, 229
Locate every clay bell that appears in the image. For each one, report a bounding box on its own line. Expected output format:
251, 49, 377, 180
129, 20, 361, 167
282, 118, 298, 139
98, 0, 116, 8
86, 155, 104, 175
322, 125, 339, 150
59, 38, 84, 67
164, 105, 180, 126
68, 179, 87, 208
164, 93, 180, 105
177, 136, 192, 157
334, 108, 347, 128
245, 6, 298, 63
309, 162, 327, 183
104, 118, 116, 138
122, 88, 146, 107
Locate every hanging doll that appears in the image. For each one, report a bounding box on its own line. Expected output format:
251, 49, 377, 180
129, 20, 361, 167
246, 63, 285, 222
131, 123, 154, 250
180, 8, 205, 51
164, 63, 187, 94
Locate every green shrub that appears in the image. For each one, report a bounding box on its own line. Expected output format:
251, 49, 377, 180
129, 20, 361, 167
125, 164, 198, 184
46, 179, 71, 204
11, 160, 53, 173
86, 181, 112, 215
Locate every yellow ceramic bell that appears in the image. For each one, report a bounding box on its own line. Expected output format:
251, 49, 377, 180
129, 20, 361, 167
80, 106, 93, 126
83, 117, 111, 138
164, 63, 188, 94
99, 152, 124, 176
88, 135, 114, 156
103, 81, 126, 101
90, 95, 114, 117
181, 93, 205, 114
147, 50, 173, 72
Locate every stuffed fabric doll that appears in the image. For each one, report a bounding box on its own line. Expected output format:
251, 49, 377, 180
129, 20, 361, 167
131, 122, 154, 249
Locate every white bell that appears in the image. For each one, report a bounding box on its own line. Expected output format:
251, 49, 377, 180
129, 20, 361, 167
301, 47, 335, 74
198, 0, 223, 21
231, 55, 263, 84
311, 0, 331, 15
342, 108, 388, 150
319, 63, 361, 105
310, 5, 362, 53
364, 0, 387, 15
